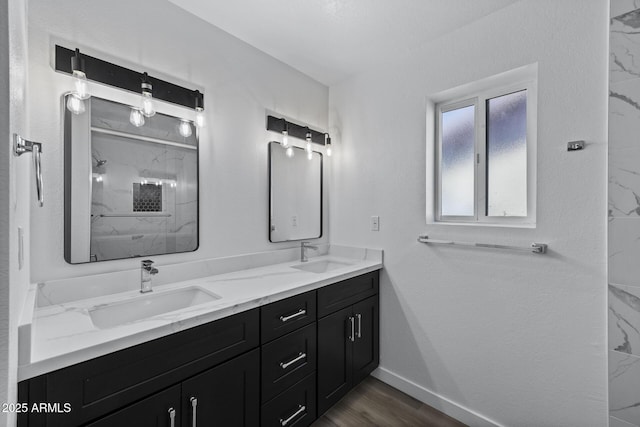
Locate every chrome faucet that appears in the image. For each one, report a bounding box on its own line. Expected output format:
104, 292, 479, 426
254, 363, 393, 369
140, 259, 158, 293
300, 242, 318, 262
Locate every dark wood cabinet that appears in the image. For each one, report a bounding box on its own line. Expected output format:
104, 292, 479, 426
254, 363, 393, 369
181, 349, 260, 427
317, 272, 379, 416
18, 270, 380, 427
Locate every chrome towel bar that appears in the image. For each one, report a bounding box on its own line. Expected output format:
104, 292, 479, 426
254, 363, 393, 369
417, 235, 547, 254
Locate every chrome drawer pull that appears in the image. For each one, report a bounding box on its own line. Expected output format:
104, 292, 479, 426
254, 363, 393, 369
280, 404, 306, 426
349, 316, 355, 342
190, 397, 198, 427
356, 313, 362, 339
280, 309, 306, 323
280, 352, 306, 370
168, 407, 176, 427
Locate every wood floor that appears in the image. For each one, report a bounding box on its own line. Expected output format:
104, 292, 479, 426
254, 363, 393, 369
311, 377, 468, 427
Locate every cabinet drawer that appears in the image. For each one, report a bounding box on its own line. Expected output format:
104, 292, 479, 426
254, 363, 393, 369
261, 323, 316, 403
261, 373, 316, 427
317, 271, 379, 317
39, 308, 259, 426
261, 291, 316, 343
86, 385, 181, 427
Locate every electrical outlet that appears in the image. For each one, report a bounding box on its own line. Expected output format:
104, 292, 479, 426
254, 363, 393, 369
292, 215, 298, 227
370, 216, 380, 231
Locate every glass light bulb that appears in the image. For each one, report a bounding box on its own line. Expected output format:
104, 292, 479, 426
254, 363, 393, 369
286, 146, 294, 158
307, 150, 313, 160
129, 108, 145, 127
178, 119, 193, 138
326, 146, 332, 157
306, 141, 312, 154
195, 108, 205, 127
281, 130, 289, 148
73, 71, 90, 100
66, 94, 85, 115
141, 92, 155, 117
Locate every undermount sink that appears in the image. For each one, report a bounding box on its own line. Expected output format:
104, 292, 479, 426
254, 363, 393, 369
89, 286, 221, 329
291, 259, 354, 274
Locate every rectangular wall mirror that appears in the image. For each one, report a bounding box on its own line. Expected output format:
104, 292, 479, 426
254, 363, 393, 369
269, 141, 322, 242
64, 95, 199, 263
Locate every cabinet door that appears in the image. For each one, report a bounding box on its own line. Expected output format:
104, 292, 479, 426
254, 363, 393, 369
352, 295, 379, 385
317, 306, 353, 416
181, 349, 259, 427
86, 385, 181, 427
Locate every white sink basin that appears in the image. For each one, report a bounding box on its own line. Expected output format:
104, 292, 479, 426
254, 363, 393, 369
292, 259, 354, 274
89, 286, 221, 329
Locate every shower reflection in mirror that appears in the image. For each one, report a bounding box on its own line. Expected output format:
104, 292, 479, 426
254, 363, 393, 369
64, 95, 199, 263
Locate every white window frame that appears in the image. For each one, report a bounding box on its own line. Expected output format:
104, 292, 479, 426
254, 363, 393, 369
430, 67, 537, 227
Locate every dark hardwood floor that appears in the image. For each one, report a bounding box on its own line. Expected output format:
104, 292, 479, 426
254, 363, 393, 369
311, 377, 468, 427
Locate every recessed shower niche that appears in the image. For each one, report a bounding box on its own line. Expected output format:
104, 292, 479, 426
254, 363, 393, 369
64, 95, 199, 263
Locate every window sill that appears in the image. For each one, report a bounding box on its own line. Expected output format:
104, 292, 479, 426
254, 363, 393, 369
427, 220, 536, 229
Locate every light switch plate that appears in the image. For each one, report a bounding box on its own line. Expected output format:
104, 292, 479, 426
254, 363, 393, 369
371, 216, 380, 231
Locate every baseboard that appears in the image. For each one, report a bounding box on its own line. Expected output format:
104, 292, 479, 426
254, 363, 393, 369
372, 367, 504, 427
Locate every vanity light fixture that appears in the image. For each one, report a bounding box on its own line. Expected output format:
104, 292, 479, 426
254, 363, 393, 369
178, 119, 193, 138
325, 133, 332, 157
140, 72, 156, 118
265, 116, 328, 158
66, 49, 90, 115
194, 90, 205, 128
129, 108, 145, 127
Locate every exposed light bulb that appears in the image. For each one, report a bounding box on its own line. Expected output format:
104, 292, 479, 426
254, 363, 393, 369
66, 94, 85, 115
95, 175, 103, 183
307, 150, 313, 160
281, 130, 289, 148
286, 146, 294, 158
141, 92, 155, 117
73, 71, 90, 100
326, 146, 332, 157
195, 107, 205, 128
325, 134, 332, 157
305, 129, 313, 155
178, 119, 193, 138
129, 108, 145, 127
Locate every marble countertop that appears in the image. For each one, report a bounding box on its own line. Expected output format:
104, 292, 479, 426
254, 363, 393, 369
18, 246, 382, 381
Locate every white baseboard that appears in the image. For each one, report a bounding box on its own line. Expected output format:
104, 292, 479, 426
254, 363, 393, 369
372, 367, 504, 427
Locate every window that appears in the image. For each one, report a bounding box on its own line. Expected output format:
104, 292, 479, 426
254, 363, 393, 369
433, 73, 536, 226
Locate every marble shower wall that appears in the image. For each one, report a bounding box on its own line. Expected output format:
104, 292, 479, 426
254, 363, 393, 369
610, 3, 640, 426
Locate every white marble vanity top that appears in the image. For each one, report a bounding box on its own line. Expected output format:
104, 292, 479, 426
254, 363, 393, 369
18, 245, 382, 381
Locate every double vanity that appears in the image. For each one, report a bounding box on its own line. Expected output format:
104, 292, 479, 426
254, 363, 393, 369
17, 245, 382, 426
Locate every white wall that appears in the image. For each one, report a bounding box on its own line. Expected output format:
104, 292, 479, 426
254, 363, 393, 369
329, 1, 609, 426
0, 1, 10, 423
5, 0, 31, 425
26, 0, 329, 282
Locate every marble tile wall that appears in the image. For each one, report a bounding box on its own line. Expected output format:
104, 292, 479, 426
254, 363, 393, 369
610, 3, 640, 426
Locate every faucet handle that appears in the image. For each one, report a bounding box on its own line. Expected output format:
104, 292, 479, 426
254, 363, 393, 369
141, 259, 154, 267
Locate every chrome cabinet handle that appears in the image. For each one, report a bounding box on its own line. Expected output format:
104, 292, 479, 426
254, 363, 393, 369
280, 404, 306, 426
349, 316, 355, 342
168, 407, 176, 427
13, 134, 44, 207
280, 309, 306, 323
356, 313, 362, 339
190, 397, 198, 427
280, 352, 306, 370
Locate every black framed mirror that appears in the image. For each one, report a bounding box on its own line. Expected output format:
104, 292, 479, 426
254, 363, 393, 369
268, 142, 322, 242
64, 95, 199, 263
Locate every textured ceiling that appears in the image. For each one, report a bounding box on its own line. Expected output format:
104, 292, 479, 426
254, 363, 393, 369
168, 0, 520, 85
